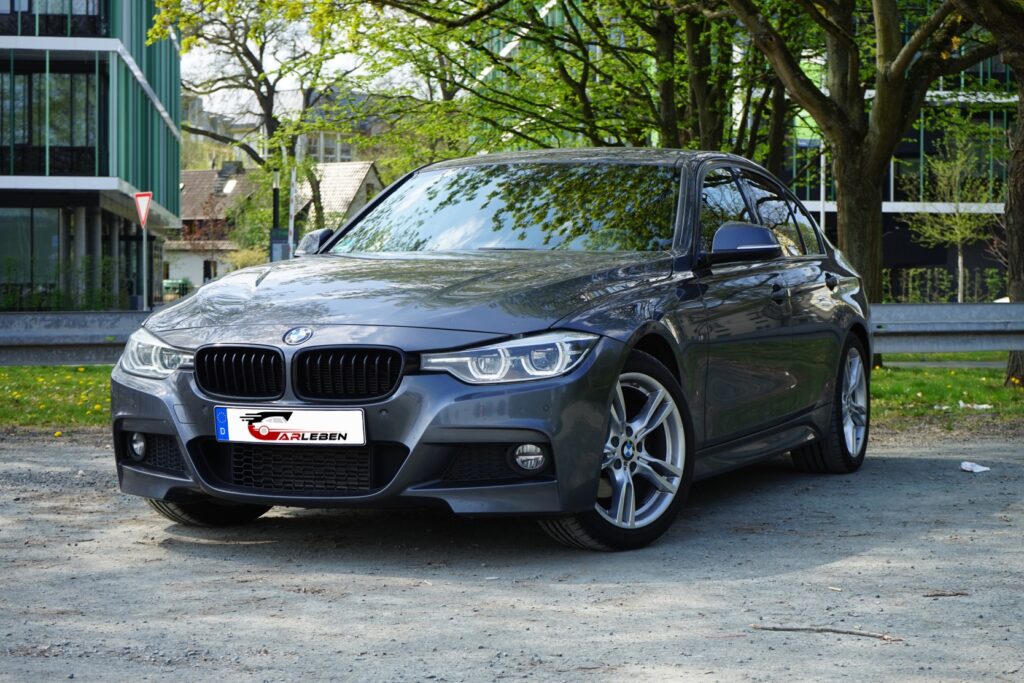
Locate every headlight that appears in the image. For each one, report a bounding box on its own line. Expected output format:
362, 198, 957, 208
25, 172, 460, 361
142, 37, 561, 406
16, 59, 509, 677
421, 331, 598, 384
120, 328, 194, 378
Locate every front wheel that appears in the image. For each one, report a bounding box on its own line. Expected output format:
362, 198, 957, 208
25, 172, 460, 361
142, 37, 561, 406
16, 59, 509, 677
146, 498, 271, 527
540, 350, 694, 551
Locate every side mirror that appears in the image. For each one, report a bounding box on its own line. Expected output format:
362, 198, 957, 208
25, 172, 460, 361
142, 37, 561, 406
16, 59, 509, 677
705, 222, 782, 265
293, 228, 334, 257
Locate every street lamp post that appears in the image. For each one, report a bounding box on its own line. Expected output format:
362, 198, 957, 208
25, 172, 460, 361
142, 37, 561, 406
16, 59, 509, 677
269, 170, 288, 261
272, 170, 281, 234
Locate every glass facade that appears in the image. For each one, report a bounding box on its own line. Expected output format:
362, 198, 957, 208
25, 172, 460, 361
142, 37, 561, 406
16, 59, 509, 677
0, 0, 109, 38
0, 207, 61, 309
0, 0, 180, 311
0, 53, 106, 175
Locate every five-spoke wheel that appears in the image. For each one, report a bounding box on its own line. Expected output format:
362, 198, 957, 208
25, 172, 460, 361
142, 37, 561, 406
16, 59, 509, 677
540, 350, 693, 550
597, 371, 686, 529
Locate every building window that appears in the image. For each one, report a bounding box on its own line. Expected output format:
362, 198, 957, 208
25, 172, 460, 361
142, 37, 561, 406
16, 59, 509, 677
0, 0, 107, 37
0, 54, 106, 176
0, 207, 60, 310
323, 133, 337, 163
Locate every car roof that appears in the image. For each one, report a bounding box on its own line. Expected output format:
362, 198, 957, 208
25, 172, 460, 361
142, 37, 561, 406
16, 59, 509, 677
425, 148, 757, 171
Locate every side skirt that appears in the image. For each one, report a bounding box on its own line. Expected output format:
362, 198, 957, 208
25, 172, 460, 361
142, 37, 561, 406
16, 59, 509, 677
692, 403, 832, 482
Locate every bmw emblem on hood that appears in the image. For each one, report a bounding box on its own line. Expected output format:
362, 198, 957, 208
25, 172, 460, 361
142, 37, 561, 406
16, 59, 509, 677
283, 326, 313, 345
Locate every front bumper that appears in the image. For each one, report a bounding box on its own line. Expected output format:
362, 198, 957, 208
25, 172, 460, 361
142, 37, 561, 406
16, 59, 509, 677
111, 335, 624, 515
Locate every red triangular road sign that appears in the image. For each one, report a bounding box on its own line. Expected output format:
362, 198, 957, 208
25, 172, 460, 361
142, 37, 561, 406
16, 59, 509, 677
134, 192, 153, 230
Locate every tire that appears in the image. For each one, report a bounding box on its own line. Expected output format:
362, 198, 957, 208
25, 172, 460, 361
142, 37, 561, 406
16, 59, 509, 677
539, 350, 694, 551
146, 498, 271, 527
791, 333, 870, 474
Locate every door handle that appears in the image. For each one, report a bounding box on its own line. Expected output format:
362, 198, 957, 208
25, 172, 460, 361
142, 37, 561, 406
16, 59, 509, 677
824, 272, 839, 290
770, 283, 787, 303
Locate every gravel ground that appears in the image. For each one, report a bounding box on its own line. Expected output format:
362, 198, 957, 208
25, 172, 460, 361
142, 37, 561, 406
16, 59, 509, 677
1, 428, 1022, 682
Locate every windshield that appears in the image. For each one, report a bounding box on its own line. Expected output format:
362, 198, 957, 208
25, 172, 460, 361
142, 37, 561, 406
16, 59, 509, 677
329, 162, 679, 253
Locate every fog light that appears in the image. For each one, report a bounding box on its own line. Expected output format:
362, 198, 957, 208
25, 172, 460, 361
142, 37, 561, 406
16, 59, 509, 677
129, 432, 146, 461
512, 444, 547, 472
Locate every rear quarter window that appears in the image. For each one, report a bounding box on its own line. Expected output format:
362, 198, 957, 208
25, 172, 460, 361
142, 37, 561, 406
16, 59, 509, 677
788, 200, 824, 255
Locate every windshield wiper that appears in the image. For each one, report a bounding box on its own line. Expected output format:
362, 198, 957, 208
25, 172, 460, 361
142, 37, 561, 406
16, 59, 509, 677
476, 247, 537, 251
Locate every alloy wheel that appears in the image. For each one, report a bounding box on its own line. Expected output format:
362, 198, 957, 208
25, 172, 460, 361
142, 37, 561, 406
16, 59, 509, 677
596, 372, 686, 529
841, 347, 868, 456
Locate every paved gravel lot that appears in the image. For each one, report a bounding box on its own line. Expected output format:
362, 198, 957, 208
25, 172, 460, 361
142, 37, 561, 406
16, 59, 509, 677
1, 430, 1022, 682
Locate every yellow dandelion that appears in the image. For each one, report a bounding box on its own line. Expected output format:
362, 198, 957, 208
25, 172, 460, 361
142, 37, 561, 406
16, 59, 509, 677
54, 431, 62, 437
77, 367, 85, 372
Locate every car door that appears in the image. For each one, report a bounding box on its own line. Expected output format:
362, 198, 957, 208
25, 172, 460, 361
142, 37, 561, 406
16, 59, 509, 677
785, 196, 845, 408
694, 165, 794, 446
738, 169, 840, 417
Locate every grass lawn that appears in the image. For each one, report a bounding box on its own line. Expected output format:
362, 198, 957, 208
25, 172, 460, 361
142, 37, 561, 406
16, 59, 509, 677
0, 365, 112, 432
3, 361, 1022, 434
872, 364, 1023, 424
884, 351, 1008, 363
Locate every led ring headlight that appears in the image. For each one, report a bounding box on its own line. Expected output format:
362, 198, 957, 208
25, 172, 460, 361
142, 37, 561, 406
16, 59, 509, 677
120, 328, 194, 379
421, 331, 598, 384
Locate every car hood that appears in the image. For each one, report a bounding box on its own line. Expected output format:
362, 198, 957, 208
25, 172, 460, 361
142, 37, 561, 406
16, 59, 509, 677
146, 251, 673, 336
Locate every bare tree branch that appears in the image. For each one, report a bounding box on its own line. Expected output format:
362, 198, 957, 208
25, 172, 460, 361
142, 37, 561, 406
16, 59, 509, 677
182, 124, 265, 166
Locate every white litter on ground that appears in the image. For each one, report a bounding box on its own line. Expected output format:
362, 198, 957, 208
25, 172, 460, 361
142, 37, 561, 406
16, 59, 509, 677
959, 400, 993, 410
960, 461, 991, 473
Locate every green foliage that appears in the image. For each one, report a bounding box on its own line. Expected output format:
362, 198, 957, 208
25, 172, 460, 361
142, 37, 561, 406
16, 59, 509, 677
883, 266, 1005, 303
227, 247, 269, 270
304, 0, 794, 177
1, 256, 126, 311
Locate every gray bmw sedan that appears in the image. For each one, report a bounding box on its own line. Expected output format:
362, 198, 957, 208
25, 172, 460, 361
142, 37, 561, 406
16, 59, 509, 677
111, 149, 871, 550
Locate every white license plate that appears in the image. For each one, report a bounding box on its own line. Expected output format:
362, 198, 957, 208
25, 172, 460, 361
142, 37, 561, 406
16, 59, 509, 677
214, 407, 366, 446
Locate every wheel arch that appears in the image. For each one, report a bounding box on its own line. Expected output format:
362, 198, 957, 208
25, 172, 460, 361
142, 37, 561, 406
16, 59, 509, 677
623, 324, 683, 387
847, 321, 871, 361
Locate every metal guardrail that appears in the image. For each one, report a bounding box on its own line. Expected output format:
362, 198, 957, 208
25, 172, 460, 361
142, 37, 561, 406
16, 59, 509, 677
871, 303, 1024, 354
0, 311, 148, 366
0, 304, 1021, 365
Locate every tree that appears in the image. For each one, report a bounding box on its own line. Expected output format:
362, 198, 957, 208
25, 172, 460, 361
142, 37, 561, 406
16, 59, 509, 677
151, 0, 356, 230
723, 0, 998, 303
949, 0, 1024, 387
311, 0, 795, 168
901, 134, 999, 302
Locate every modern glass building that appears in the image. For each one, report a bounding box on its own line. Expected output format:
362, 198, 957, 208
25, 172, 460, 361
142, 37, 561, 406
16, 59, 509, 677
0, 0, 180, 310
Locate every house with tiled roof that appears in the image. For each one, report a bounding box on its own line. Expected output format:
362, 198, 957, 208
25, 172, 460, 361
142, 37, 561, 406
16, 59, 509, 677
164, 163, 253, 293
297, 161, 383, 227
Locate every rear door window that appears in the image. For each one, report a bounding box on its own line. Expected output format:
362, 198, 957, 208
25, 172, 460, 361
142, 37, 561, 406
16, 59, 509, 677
740, 170, 805, 257
698, 167, 751, 253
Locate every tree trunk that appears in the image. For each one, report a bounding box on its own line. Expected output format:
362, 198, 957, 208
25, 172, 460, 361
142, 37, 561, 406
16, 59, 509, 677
653, 12, 681, 149
957, 243, 965, 303
833, 150, 885, 303
764, 78, 788, 177
1005, 66, 1024, 387
304, 169, 325, 232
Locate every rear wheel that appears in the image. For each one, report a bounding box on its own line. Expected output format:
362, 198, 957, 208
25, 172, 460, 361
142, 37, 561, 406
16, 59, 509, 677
540, 351, 694, 551
791, 334, 870, 474
146, 498, 271, 527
